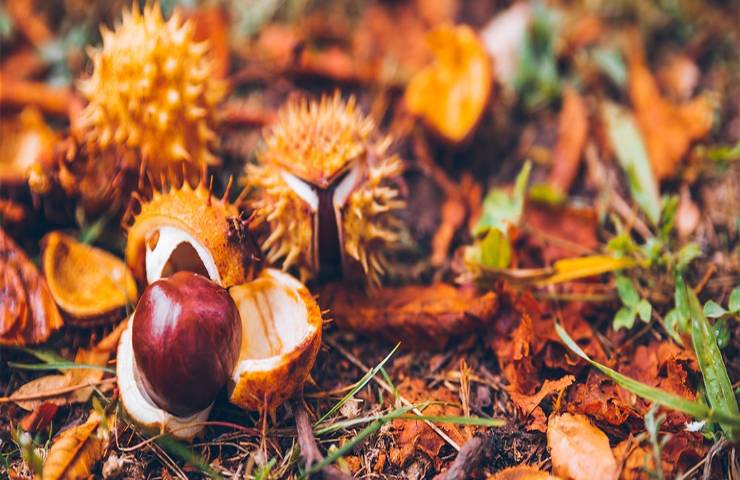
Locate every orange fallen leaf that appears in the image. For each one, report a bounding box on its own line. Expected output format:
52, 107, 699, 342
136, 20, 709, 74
547, 413, 618, 480
42, 409, 111, 480
20, 402, 60, 434
185, 6, 230, 79
405, 24, 493, 144
507, 375, 575, 415
322, 283, 498, 350
612, 438, 653, 480
389, 378, 466, 469
10, 319, 127, 410
547, 87, 588, 194
628, 39, 714, 180
488, 465, 561, 480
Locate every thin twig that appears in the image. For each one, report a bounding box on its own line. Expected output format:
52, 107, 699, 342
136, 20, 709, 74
433, 433, 488, 480
288, 397, 352, 480
324, 336, 462, 451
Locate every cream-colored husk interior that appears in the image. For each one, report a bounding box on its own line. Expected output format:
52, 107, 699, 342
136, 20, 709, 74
145, 225, 220, 285
230, 269, 314, 378
117, 321, 211, 440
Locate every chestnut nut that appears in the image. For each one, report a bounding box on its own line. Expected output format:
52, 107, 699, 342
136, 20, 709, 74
132, 271, 241, 417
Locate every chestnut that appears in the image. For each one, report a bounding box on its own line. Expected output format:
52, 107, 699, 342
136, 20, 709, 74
131, 271, 241, 417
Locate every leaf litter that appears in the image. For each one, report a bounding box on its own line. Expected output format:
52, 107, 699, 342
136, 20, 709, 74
1, 0, 739, 479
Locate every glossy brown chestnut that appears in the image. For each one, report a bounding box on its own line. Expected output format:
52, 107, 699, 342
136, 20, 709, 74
132, 271, 241, 417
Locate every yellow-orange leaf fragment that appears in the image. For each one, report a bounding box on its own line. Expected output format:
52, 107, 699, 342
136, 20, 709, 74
42, 409, 110, 480
628, 41, 714, 180
405, 24, 492, 144
488, 465, 560, 480
547, 413, 617, 480
536, 255, 636, 286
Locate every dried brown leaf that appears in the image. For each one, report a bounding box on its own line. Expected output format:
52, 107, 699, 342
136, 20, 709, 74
0, 227, 63, 346
323, 283, 498, 350
547, 413, 618, 480
628, 38, 714, 180
42, 410, 110, 480
389, 378, 467, 469
507, 375, 575, 415
612, 439, 653, 480
10, 319, 126, 410
488, 465, 560, 480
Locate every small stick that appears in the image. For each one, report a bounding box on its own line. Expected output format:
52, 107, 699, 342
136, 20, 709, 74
433, 434, 488, 480
288, 397, 352, 480
0, 76, 72, 115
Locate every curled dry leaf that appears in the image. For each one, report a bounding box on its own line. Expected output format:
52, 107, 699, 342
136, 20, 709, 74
10, 319, 126, 411
42, 231, 137, 326
628, 40, 714, 180
547, 413, 617, 480
405, 24, 493, 144
323, 283, 498, 350
507, 375, 575, 415
42, 409, 111, 480
488, 465, 560, 480
546, 88, 588, 194
612, 439, 654, 480
0, 227, 63, 346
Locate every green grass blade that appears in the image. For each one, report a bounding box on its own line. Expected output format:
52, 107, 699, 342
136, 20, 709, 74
315, 343, 400, 425
18, 347, 67, 364
315, 403, 431, 436
684, 279, 740, 440
8, 362, 116, 374
394, 415, 505, 427
555, 323, 740, 428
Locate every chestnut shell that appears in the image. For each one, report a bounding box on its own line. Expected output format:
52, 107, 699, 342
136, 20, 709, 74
132, 271, 241, 416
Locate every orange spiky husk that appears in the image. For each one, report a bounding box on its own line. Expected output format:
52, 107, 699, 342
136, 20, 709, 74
124, 173, 260, 288
245, 94, 405, 286
78, 1, 226, 173
260, 93, 374, 186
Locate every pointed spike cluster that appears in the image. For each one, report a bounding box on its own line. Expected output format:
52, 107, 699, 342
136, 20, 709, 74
79, 1, 226, 173
259, 92, 375, 185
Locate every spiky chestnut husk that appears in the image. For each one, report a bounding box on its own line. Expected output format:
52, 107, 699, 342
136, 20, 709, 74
124, 174, 261, 288
245, 93, 405, 286
28, 138, 141, 222
78, 2, 226, 172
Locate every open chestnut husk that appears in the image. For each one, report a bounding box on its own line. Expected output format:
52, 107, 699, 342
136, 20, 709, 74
117, 271, 241, 439
125, 178, 260, 288
228, 269, 322, 412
